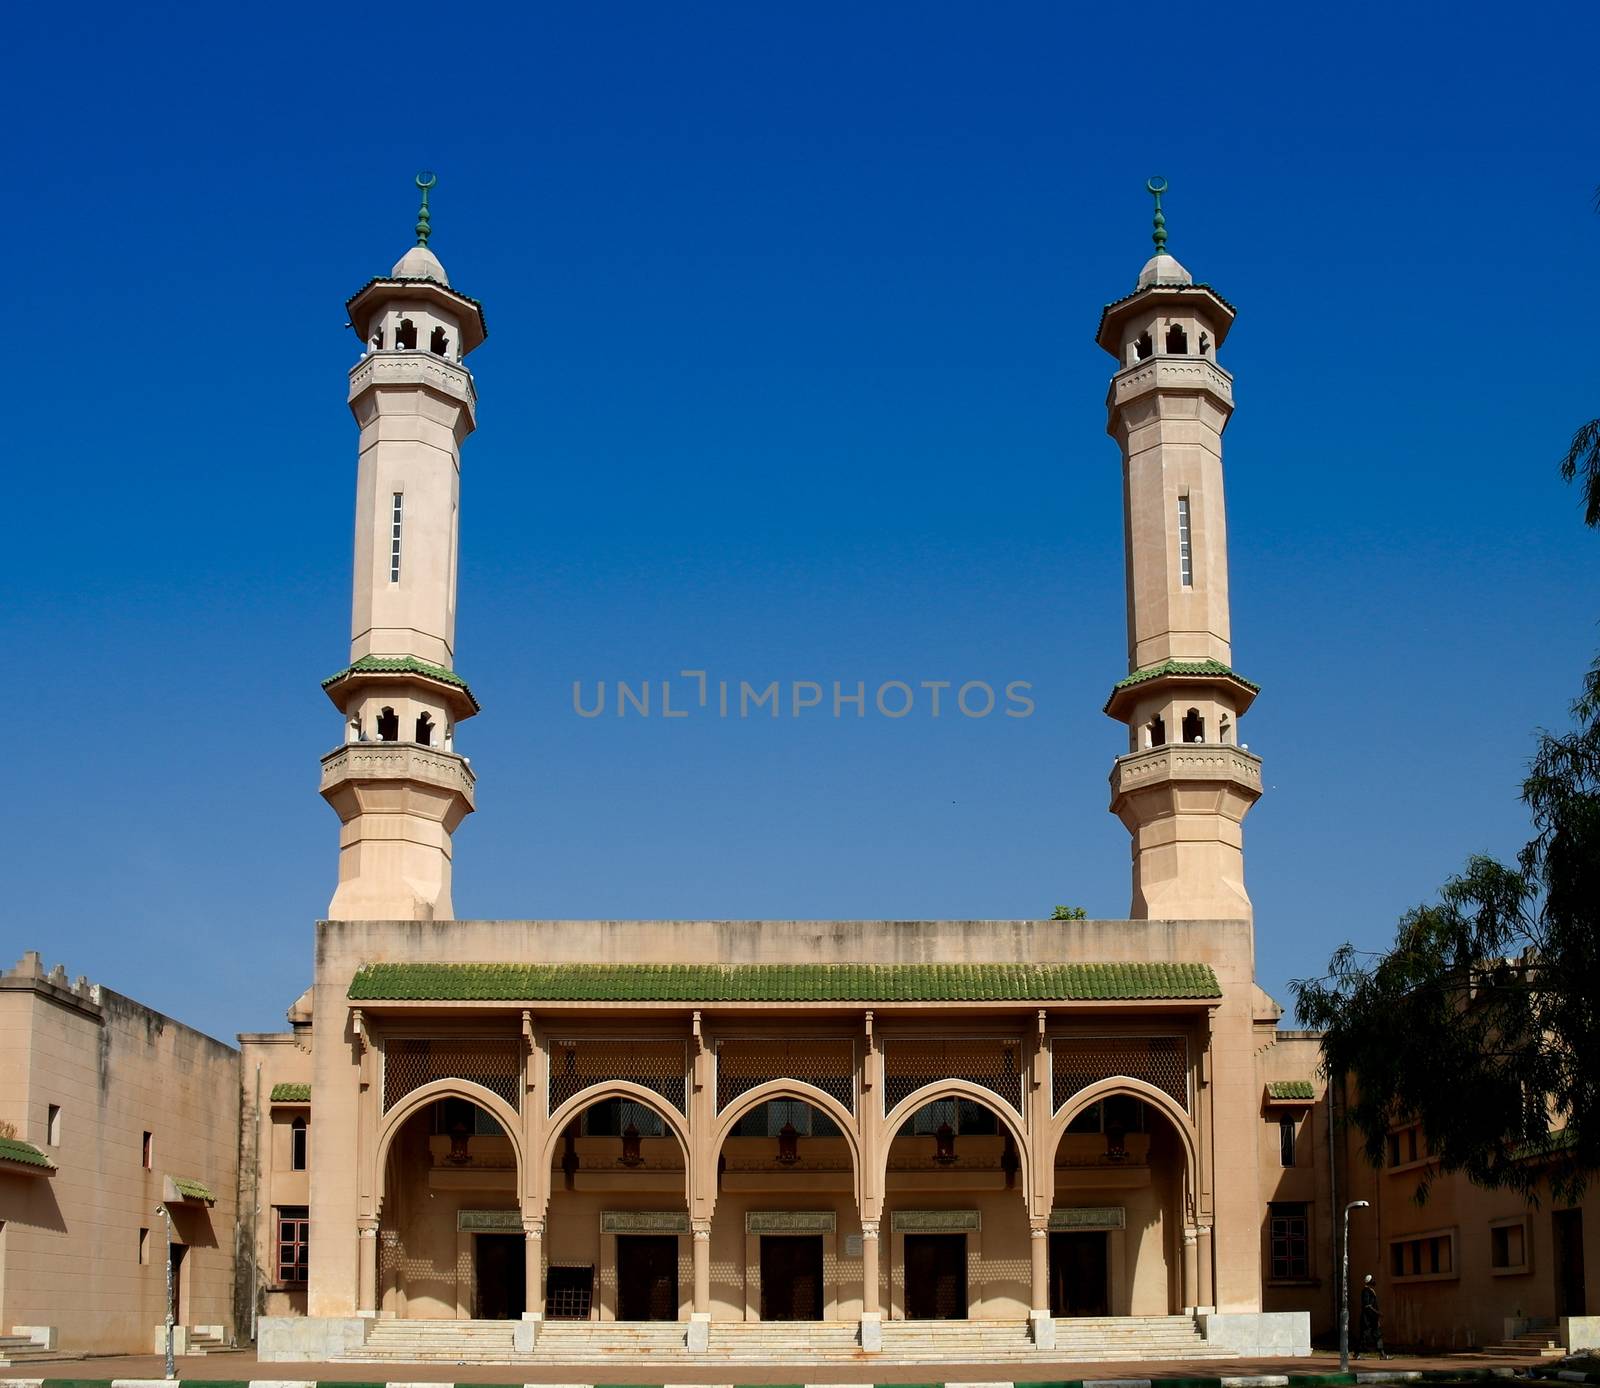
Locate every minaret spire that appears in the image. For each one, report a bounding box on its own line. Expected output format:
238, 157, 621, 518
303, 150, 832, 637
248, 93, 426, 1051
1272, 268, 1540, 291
318, 179, 488, 920
1097, 182, 1262, 921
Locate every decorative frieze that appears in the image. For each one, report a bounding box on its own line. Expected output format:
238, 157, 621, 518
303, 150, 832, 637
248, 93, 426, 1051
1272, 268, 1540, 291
745, 1210, 837, 1234
1049, 1206, 1126, 1231
601, 1210, 690, 1234
457, 1208, 521, 1232
891, 1208, 981, 1233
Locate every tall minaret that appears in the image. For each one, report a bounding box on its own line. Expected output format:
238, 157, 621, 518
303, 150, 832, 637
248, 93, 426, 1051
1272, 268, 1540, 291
1099, 179, 1262, 920
319, 174, 487, 920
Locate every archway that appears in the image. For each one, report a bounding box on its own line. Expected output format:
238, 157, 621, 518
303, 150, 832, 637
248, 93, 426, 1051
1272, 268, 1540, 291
708, 1083, 865, 1323
542, 1085, 690, 1323
1046, 1078, 1199, 1317
372, 1086, 524, 1320
880, 1083, 1031, 1321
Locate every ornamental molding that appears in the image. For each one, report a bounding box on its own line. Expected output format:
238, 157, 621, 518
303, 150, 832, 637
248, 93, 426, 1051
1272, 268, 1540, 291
601, 1210, 690, 1234
745, 1210, 837, 1234
891, 1208, 981, 1233
349, 351, 477, 413
457, 1208, 521, 1232
1050, 1206, 1126, 1231
1112, 744, 1263, 793
1111, 357, 1233, 408
320, 742, 477, 797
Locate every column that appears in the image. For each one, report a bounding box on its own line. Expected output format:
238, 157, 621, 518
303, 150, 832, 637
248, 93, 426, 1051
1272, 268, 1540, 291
524, 1217, 544, 1317
1182, 1225, 1199, 1313
688, 1219, 713, 1352
1029, 1218, 1055, 1349
357, 1217, 379, 1315
859, 1219, 882, 1351
1196, 1223, 1214, 1312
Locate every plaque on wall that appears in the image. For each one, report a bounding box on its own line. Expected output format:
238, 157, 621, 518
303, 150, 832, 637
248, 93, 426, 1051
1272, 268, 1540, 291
600, 1210, 691, 1234
745, 1210, 838, 1234
457, 1208, 522, 1232
844, 1233, 864, 1258
1049, 1206, 1126, 1230
890, 1209, 981, 1233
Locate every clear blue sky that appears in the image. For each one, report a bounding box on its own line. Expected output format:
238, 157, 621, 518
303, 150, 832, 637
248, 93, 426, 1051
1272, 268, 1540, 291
4, 3, 1596, 1044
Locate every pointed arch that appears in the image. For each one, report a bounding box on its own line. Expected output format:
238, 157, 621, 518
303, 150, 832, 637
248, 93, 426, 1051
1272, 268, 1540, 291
540, 1080, 691, 1214
373, 1077, 526, 1211
880, 1079, 1031, 1210
1043, 1074, 1198, 1214
708, 1079, 863, 1214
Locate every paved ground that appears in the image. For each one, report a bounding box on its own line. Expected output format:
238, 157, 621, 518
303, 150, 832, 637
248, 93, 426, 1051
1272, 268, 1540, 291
2, 1348, 1541, 1382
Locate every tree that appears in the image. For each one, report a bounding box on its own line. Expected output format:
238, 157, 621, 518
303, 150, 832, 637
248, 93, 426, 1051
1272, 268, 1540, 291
1294, 458, 1600, 1204
1050, 904, 1087, 920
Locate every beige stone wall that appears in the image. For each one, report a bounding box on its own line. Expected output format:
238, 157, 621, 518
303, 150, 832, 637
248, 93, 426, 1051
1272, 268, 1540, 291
238, 1029, 315, 1321
0, 956, 240, 1355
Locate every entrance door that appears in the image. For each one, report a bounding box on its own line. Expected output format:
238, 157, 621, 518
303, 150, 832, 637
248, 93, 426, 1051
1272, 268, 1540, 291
904, 1234, 967, 1319
474, 1233, 525, 1320
760, 1235, 824, 1320
616, 1235, 678, 1321
1049, 1231, 1109, 1316
168, 1243, 187, 1323
1554, 1209, 1587, 1317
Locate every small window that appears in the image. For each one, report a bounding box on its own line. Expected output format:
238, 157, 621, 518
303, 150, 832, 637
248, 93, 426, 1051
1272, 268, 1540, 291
376, 707, 399, 742
46, 1104, 61, 1146
139, 1227, 151, 1265
1148, 714, 1166, 748
1269, 1202, 1309, 1280
1279, 1115, 1297, 1167
1166, 323, 1188, 353
389, 492, 403, 583
1177, 495, 1193, 586
1134, 331, 1153, 361
1199, 330, 1210, 355
276, 1207, 310, 1285
370, 326, 384, 351
1183, 707, 1205, 743
395, 318, 417, 350
290, 1116, 308, 1172
1389, 1231, 1456, 1281
415, 712, 434, 746
429, 325, 450, 356
142, 1131, 153, 1168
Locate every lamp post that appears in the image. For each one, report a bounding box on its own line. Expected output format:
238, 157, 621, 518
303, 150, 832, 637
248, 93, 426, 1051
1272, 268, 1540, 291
155, 1202, 176, 1380
1339, 1199, 1370, 1373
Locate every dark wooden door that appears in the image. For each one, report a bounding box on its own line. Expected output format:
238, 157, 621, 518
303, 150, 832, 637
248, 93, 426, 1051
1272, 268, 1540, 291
1049, 1231, 1109, 1316
617, 1235, 678, 1321
1554, 1209, 1587, 1317
474, 1233, 525, 1320
904, 1234, 967, 1319
759, 1236, 824, 1320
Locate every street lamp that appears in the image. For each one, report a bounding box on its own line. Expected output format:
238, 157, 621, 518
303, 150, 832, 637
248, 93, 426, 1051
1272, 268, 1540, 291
1339, 1199, 1370, 1373
155, 1202, 176, 1380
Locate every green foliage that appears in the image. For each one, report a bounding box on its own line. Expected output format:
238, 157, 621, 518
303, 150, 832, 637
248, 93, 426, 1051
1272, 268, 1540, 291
1560, 418, 1600, 528
1051, 904, 1088, 920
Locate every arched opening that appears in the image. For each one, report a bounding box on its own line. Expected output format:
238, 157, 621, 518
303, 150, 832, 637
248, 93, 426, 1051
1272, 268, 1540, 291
415, 711, 434, 746
882, 1089, 1028, 1321
1134, 331, 1153, 361
1199, 330, 1211, 356
376, 706, 399, 742
546, 1092, 688, 1323
429, 325, 451, 356
1182, 707, 1205, 743
1147, 714, 1166, 748
707, 1094, 859, 1323
1165, 323, 1188, 353
377, 1094, 521, 1320
370, 325, 385, 351
1048, 1087, 1196, 1317
395, 317, 418, 350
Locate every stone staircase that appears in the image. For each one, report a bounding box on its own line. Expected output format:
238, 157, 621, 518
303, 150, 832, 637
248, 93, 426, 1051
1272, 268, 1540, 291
1484, 1320, 1564, 1358
338, 1313, 1223, 1365
0, 1331, 59, 1368
184, 1325, 241, 1356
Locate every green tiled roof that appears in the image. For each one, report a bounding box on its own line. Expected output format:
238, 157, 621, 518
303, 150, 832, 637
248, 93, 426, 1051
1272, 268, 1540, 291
1112, 659, 1260, 693
322, 655, 479, 712
171, 1176, 214, 1203
270, 1083, 311, 1103
0, 1135, 54, 1170
348, 961, 1222, 1004
1266, 1080, 1316, 1100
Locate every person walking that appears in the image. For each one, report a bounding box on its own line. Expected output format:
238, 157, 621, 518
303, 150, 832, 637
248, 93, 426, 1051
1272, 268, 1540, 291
1354, 1273, 1391, 1360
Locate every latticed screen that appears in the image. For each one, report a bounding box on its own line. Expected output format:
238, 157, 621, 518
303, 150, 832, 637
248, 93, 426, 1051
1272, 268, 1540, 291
382, 1037, 522, 1113
716, 1037, 855, 1113
545, 1265, 594, 1319
1051, 1035, 1189, 1114
883, 1037, 1022, 1113
548, 1038, 687, 1115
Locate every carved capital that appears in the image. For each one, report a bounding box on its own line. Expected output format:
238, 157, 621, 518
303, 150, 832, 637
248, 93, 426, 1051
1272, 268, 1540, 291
859, 1219, 880, 1240
523, 1216, 545, 1239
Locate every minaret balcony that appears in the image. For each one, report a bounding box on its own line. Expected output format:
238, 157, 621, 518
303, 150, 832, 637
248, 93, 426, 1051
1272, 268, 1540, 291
348, 349, 477, 426
320, 740, 476, 825
1109, 742, 1262, 824
1107, 354, 1233, 415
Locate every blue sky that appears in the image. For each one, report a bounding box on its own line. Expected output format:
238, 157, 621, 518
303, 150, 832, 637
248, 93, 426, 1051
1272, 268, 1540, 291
3, 3, 1596, 1043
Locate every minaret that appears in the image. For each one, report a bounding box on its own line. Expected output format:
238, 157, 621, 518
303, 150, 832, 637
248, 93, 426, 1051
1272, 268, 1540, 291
319, 174, 487, 920
1099, 179, 1262, 920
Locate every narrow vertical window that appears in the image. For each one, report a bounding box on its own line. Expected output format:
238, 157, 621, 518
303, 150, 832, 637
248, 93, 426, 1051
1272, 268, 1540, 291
291, 1116, 308, 1172
139, 1227, 151, 1265
1177, 495, 1193, 586
1279, 1115, 1297, 1167
142, 1131, 153, 1168
389, 493, 403, 583
46, 1104, 62, 1146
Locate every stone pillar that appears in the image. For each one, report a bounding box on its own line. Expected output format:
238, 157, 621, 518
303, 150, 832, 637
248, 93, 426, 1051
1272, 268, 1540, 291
1182, 1225, 1199, 1313
357, 1218, 379, 1315
688, 1219, 713, 1352
1029, 1218, 1055, 1349
1196, 1223, 1214, 1312
859, 1219, 882, 1350
514, 1217, 544, 1351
